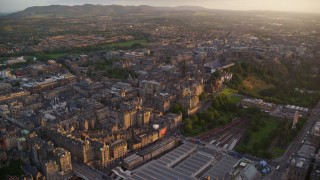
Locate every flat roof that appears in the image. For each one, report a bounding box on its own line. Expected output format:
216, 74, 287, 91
130, 161, 197, 180
174, 151, 213, 176
156, 142, 197, 167
202, 156, 239, 179
128, 141, 246, 180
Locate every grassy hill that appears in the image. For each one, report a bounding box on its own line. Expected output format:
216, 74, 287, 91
227, 62, 320, 107
242, 75, 275, 96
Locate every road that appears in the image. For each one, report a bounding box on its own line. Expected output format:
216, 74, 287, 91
265, 100, 320, 180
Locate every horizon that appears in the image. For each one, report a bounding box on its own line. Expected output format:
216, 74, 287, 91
1, 0, 320, 14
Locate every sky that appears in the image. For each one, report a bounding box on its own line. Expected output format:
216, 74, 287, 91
1, 0, 320, 13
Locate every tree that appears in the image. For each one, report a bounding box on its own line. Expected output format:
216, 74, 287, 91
191, 116, 199, 125
210, 71, 221, 82
211, 99, 220, 109
11, 81, 20, 87
184, 118, 193, 133
170, 103, 187, 118
199, 93, 206, 101
198, 110, 215, 123
228, 73, 243, 90
235, 145, 247, 154
213, 110, 220, 118
253, 142, 261, 150
199, 119, 205, 126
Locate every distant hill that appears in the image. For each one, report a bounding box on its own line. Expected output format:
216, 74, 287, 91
0, 13, 10, 16
5, 4, 208, 18
174, 6, 207, 11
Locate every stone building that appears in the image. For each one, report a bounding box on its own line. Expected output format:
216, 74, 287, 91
44, 129, 111, 169
180, 94, 200, 115
153, 93, 173, 113
91, 140, 111, 169
311, 122, 320, 149
288, 157, 310, 180
29, 137, 73, 180
137, 110, 151, 127
288, 142, 316, 180
110, 139, 127, 160
139, 80, 164, 96
311, 150, 320, 180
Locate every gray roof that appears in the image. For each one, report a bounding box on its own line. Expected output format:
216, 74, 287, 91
129, 161, 196, 180
157, 142, 197, 167
129, 142, 239, 180
174, 151, 213, 176
298, 143, 316, 159
202, 156, 239, 179
243, 164, 260, 180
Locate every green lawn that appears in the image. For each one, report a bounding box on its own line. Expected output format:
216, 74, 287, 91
220, 87, 237, 96
247, 119, 278, 148
44, 53, 66, 59
109, 39, 147, 48
236, 115, 306, 159
32, 53, 66, 61
220, 87, 243, 104
229, 95, 243, 104
0, 160, 24, 179
235, 116, 281, 159
270, 147, 286, 158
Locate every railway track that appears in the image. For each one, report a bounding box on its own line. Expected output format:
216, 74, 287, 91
197, 118, 246, 141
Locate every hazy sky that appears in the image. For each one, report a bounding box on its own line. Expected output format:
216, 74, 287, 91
1, 0, 320, 13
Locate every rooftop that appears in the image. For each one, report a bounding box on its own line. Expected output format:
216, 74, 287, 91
130, 141, 240, 180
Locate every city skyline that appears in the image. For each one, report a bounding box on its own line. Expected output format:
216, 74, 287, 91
1, 0, 320, 13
